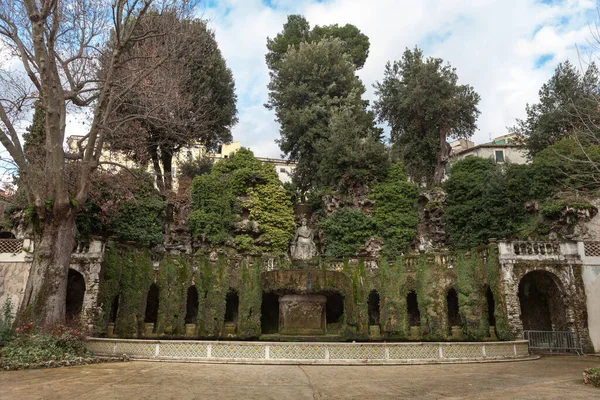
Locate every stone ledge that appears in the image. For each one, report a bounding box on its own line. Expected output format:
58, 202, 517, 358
86, 338, 532, 365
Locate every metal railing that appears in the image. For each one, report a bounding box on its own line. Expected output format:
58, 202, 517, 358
523, 330, 583, 355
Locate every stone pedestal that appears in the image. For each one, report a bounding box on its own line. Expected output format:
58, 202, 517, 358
279, 294, 326, 335
369, 325, 381, 339
224, 322, 237, 336
107, 323, 115, 337
450, 326, 465, 340
409, 326, 420, 339
144, 322, 156, 337
488, 326, 498, 340
185, 324, 196, 338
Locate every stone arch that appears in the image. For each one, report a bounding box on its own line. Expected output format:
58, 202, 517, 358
66, 268, 86, 322
144, 283, 159, 325
484, 285, 496, 328
109, 294, 119, 324
325, 291, 344, 325
518, 270, 567, 331
446, 287, 461, 331
261, 292, 280, 334
407, 290, 420, 327
185, 285, 199, 324
367, 290, 380, 326
224, 288, 239, 323
261, 270, 354, 324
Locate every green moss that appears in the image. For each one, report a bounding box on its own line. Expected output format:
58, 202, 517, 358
96, 246, 154, 338
96, 243, 512, 342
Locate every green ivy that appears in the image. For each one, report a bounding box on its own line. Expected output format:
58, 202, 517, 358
245, 184, 296, 255
369, 162, 419, 256
320, 209, 376, 257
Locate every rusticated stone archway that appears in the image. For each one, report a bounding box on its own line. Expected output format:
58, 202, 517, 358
501, 261, 590, 349
518, 270, 567, 331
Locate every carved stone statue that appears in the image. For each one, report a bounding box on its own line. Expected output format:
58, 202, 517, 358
290, 218, 317, 260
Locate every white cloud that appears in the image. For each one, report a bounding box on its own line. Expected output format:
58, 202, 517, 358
200, 0, 599, 157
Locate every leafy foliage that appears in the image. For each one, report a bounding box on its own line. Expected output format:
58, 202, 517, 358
189, 148, 294, 254
532, 138, 600, 192
374, 47, 480, 184
76, 170, 166, 245
107, 14, 237, 191
0, 298, 14, 343
245, 184, 296, 254
0, 332, 93, 370
444, 157, 522, 248
189, 173, 236, 244
511, 61, 600, 156
320, 209, 375, 257
315, 106, 389, 191
178, 156, 213, 180
369, 163, 419, 256
211, 148, 279, 196
267, 37, 379, 192
266, 14, 370, 70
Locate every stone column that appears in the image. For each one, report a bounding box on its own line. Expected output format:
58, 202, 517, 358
501, 261, 524, 338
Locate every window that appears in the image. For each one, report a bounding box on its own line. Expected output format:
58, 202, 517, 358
495, 150, 505, 163
187, 150, 193, 160
280, 168, 286, 173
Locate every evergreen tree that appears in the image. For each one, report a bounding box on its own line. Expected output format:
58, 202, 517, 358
374, 47, 480, 184
22, 101, 45, 163
266, 38, 379, 192
444, 157, 521, 248
266, 14, 369, 71
511, 61, 600, 156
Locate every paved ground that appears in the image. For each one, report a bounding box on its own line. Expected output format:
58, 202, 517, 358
0, 356, 598, 399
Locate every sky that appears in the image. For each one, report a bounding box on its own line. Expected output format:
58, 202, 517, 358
192, 0, 600, 159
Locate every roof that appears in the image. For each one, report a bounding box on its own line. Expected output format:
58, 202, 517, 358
451, 143, 526, 158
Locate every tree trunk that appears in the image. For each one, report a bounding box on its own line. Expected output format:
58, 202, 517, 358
18, 212, 77, 328
433, 132, 451, 185
160, 149, 173, 192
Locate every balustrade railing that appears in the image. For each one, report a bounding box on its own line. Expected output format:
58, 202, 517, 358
0, 239, 24, 254
512, 241, 560, 256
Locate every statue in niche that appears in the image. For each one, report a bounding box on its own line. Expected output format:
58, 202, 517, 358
290, 217, 317, 260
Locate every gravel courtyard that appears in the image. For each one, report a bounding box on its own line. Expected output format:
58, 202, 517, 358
0, 355, 598, 399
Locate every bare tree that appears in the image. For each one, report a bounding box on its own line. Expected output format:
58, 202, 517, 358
106, 13, 237, 193
0, 0, 198, 326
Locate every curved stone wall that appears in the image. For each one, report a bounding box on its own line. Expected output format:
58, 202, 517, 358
86, 338, 530, 365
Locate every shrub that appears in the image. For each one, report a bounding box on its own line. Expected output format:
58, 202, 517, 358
369, 162, 419, 256
0, 331, 95, 370
0, 298, 14, 343
320, 209, 376, 257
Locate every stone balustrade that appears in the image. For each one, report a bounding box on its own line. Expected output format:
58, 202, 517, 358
498, 240, 580, 262
86, 338, 531, 365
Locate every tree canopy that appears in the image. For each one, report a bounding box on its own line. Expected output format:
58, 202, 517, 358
267, 38, 380, 192
374, 47, 480, 184
444, 157, 520, 248
107, 13, 237, 192
266, 14, 369, 71
0, 0, 201, 326
511, 61, 600, 157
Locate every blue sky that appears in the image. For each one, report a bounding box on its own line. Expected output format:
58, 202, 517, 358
187, 0, 600, 159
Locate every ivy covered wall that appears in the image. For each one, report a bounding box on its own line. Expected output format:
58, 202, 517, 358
95, 243, 512, 341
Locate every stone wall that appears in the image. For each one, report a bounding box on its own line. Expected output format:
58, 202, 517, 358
0, 239, 105, 327
0, 261, 31, 313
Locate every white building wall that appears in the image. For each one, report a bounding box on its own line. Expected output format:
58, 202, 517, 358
578, 241, 600, 352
